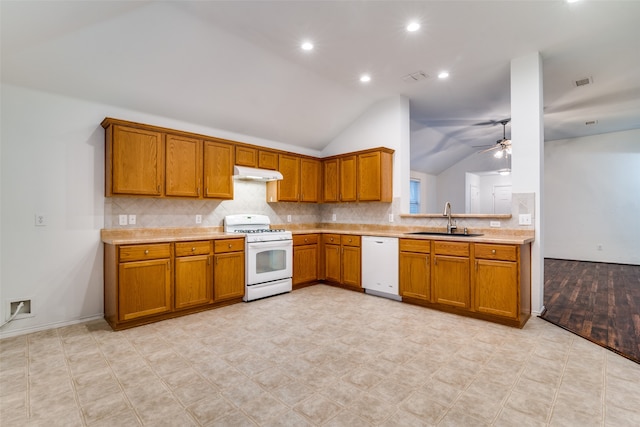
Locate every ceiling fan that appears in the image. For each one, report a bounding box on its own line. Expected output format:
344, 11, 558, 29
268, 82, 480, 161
474, 119, 512, 158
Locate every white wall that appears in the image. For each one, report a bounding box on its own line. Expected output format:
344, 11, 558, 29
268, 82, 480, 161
545, 128, 640, 265
322, 95, 410, 210
0, 83, 316, 338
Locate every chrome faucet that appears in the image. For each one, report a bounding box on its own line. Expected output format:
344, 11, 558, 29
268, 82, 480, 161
443, 201, 457, 234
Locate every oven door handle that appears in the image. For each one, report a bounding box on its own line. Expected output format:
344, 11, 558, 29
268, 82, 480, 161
247, 240, 292, 250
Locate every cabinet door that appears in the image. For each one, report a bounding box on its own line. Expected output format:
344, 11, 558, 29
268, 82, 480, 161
175, 255, 213, 309
433, 255, 470, 308
110, 125, 164, 196
342, 246, 361, 288
214, 252, 245, 301
322, 158, 339, 202
357, 151, 382, 201
277, 154, 300, 201
118, 259, 172, 321
165, 135, 202, 198
339, 155, 357, 202
474, 259, 518, 318
293, 245, 318, 285
235, 146, 257, 167
258, 150, 278, 170
324, 244, 341, 283
203, 141, 234, 199
300, 158, 320, 202
399, 252, 430, 300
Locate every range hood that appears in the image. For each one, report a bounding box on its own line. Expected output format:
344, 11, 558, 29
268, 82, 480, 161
233, 165, 283, 182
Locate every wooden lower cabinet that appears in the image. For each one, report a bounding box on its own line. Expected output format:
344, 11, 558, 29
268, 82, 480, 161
174, 241, 213, 310
119, 258, 172, 321
213, 238, 245, 301
399, 239, 531, 328
322, 234, 361, 289
399, 239, 430, 300
104, 238, 245, 330
293, 234, 319, 287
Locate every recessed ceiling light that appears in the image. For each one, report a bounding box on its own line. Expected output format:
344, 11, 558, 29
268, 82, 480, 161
301, 41, 314, 51
438, 71, 449, 79
406, 22, 420, 32
360, 74, 371, 83
566, 0, 580, 3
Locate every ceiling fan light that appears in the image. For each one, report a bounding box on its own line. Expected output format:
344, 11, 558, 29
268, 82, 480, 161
498, 168, 511, 176
494, 150, 504, 159
506, 146, 512, 155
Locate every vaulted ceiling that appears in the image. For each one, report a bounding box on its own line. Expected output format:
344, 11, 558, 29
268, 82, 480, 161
3, 1, 639, 174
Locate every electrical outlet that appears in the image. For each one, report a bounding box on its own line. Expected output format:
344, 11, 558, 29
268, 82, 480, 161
332, 213, 337, 221
119, 215, 127, 225
128, 214, 136, 225
34, 213, 47, 226
490, 221, 501, 228
518, 214, 532, 225
7, 299, 34, 320
597, 244, 603, 251
389, 214, 394, 222
195, 215, 202, 224
287, 215, 292, 223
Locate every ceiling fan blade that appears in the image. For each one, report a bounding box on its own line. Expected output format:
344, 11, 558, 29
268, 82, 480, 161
477, 146, 500, 154
472, 118, 511, 126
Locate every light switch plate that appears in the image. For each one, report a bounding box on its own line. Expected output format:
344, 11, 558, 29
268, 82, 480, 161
519, 214, 532, 225
128, 214, 136, 225
490, 221, 501, 228
119, 215, 127, 226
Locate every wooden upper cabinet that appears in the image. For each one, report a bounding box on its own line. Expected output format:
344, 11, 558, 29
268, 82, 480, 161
358, 149, 393, 202
235, 146, 257, 167
300, 158, 320, 202
258, 150, 278, 170
322, 158, 339, 202
339, 155, 357, 202
107, 124, 164, 196
203, 140, 234, 199
268, 154, 300, 202
165, 135, 203, 198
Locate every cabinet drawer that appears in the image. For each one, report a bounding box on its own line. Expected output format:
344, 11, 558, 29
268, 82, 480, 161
399, 239, 431, 253
293, 234, 319, 246
474, 243, 517, 261
175, 241, 213, 257
434, 241, 469, 257
323, 234, 341, 245
119, 243, 171, 262
215, 238, 244, 253
341, 235, 360, 247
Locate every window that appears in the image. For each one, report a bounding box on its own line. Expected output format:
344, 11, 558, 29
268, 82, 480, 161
410, 179, 421, 213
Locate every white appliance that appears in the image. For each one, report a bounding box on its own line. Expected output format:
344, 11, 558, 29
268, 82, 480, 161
224, 214, 293, 302
361, 236, 400, 301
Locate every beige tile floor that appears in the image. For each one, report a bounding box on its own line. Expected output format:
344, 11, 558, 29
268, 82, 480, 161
1, 284, 639, 426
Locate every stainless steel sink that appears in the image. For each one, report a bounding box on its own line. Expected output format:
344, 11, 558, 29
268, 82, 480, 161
406, 231, 484, 237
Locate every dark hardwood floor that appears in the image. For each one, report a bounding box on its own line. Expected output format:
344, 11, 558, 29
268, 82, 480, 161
541, 258, 640, 364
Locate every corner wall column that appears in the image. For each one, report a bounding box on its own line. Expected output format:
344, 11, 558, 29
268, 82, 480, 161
511, 52, 544, 314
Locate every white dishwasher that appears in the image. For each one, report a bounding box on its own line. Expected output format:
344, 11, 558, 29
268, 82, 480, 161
361, 236, 400, 301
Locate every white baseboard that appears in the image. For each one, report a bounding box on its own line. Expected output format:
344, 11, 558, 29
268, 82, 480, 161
532, 305, 546, 316
0, 314, 105, 340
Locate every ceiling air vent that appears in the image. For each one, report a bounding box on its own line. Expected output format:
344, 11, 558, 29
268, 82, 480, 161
402, 71, 429, 83
574, 76, 593, 87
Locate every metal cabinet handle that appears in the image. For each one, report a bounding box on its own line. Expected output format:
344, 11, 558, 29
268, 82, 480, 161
304, 238, 308, 243
491, 249, 496, 254
144, 250, 149, 255
228, 244, 232, 248
192, 247, 196, 251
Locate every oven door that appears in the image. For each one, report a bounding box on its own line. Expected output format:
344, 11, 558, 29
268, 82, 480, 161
246, 240, 293, 286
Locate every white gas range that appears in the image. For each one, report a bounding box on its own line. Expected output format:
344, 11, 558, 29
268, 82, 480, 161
224, 214, 293, 302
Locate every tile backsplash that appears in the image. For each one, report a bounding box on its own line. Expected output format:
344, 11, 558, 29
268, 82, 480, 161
105, 180, 534, 231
